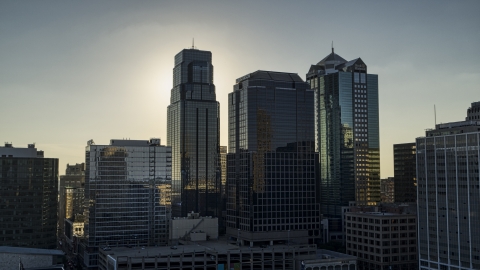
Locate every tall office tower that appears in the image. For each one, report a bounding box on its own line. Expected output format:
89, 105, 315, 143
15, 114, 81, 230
393, 143, 416, 202
227, 71, 320, 246
167, 48, 220, 218
417, 104, 480, 270
306, 48, 380, 217
0, 143, 58, 249
80, 139, 171, 269
58, 163, 85, 240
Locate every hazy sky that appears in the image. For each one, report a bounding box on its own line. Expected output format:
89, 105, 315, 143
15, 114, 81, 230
1, 1, 479, 178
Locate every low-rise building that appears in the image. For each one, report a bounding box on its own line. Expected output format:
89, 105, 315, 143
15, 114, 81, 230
303, 249, 357, 270
170, 212, 218, 243
98, 240, 317, 270
0, 246, 64, 270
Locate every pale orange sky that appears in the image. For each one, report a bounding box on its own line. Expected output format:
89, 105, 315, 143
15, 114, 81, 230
1, 1, 479, 178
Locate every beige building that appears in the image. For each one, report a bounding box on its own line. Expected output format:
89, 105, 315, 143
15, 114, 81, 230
345, 204, 417, 270
170, 212, 218, 242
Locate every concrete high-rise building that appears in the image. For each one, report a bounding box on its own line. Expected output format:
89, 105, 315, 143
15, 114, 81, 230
79, 139, 171, 269
393, 143, 416, 203
58, 163, 85, 240
0, 143, 58, 249
345, 204, 418, 270
227, 70, 320, 246
306, 48, 380, 218
417, 104, 480, 270
167, 48, 220, 218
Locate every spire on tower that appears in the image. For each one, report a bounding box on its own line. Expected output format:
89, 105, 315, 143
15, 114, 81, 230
192, 38, 195, 49
332, 41, 334, 53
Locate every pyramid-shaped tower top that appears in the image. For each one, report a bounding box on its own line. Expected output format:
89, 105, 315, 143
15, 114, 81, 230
316, 47, 347, 67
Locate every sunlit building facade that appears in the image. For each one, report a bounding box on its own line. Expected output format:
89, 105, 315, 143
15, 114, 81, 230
80, 139, 171, 269
227, 71, 320, 246
306, 49, 380, 218
58, 163, 85, 240
167, 48, 220, 218
417, 114, 480, 270
0, 143, 58, 249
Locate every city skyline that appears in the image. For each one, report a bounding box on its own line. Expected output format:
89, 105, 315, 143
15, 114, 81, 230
1, 1, 479, 179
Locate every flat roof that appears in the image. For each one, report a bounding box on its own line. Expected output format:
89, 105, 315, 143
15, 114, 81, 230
100, 239, 314, 260
0, 246, 64, 256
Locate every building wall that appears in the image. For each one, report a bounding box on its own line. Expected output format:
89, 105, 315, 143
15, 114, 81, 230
393, 143, 416, 203
170, 217, 218, 240
0, 151, 58, 249
417, 132, 480, 270
345, 212, 417, 270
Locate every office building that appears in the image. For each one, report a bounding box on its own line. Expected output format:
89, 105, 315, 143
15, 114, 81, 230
227, 70, 320, 246
417, 104, 480, 270
79, 139, 171, 269
0, 143, 58, 249
393, 143, 416, 203
380, 177, 395, 203
306, 48, 380, 217
466, 101, 480, 120
0, 246, 64, 270
345, 204, 418, 270
167, 48, 221, 218
58, 163, 85, 240
98, 240, 317, 270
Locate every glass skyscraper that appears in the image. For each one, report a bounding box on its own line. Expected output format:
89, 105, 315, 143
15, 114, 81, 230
167, 48, 220, 218
306, 49, 380, 218
227, 71, 320, 246
80, 139, 171, 269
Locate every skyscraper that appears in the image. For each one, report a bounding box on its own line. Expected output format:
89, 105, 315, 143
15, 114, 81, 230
227, 71, 320, 246
0, 143, 58, 249
393, 143, 416, 203
417, 103, 480, 270
306, 48, 380, 217
167, 48, 220, 218
80, 139, 171, 269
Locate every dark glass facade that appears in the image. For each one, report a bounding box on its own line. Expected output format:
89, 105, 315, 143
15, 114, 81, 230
307, 50, 380, 218
227, 71, 320, 245
0, 145, 58, 249
82, 139, 171, 269
167, 49, 220, 218
393, 142, 416, 203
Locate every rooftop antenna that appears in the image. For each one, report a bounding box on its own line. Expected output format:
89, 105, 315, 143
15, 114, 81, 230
434, 104, 437, 126
192, 38, 195, 49
332, 41, 334, 53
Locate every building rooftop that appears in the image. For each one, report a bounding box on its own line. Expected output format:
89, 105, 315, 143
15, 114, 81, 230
0, 246, 64, 256
236, 70, 304, 84
100, 238, 315, 260
0, 142, 44, 158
